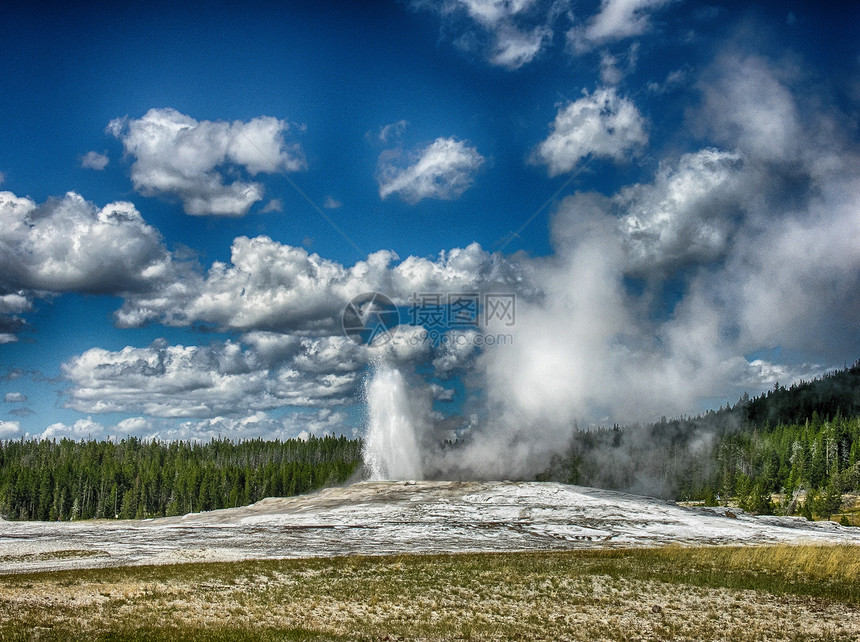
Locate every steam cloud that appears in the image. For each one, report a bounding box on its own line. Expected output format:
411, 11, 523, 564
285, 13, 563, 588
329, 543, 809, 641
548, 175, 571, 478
362, 52, 860, 486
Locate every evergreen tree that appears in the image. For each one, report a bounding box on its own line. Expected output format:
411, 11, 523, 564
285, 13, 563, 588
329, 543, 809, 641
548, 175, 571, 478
0, 435, 363, 521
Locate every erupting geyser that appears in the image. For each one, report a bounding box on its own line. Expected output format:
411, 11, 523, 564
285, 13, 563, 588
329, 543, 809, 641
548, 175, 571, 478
363, 364, 423, 480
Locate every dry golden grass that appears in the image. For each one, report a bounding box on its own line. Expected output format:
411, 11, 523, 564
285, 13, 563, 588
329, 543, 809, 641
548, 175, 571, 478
1, 545, 858, 641
676, 543, 860, 583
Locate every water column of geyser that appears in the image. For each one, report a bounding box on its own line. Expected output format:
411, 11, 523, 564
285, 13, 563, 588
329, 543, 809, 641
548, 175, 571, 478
363, 363, 423, 481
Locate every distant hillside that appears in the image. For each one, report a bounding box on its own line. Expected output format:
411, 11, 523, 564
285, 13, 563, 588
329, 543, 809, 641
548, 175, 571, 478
541, 361, 860, 512
721, 360, 860, 427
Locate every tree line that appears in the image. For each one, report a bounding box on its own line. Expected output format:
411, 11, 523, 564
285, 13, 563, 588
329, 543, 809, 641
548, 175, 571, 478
709, 413, 859, 518
3, 361, 858, 521
0, 435, 362, 521
541, 361, 860, 518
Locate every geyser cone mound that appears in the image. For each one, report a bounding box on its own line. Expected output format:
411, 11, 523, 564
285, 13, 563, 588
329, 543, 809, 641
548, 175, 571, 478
3, 481, 859, 574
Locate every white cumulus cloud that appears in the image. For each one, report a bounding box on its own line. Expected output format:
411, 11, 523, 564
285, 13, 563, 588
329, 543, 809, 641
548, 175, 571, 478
116, 236, 524, 334
80, 151, 109, 170
62, 336, 368, 418
116, 236, 394, 333
109, 108, 305, 216
0, 293, 31, 343
0, 420, 21, 438
167, 409, 351, 442
0, 190, 175, 341
489, 23, 553, 69
261, 198, 283, 213
411, 0, 556, 69
615, 148, 744, 274
568, 0, 672, 53
0, 191, 173, 295
40, 417, 105, 441
377, 137, 485, 203
531, 88, 647, 175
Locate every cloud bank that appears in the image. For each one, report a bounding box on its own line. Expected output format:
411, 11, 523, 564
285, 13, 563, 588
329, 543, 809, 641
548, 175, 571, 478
63, 336, 365, 418
0, 191, 172, 294
0, 190, 175, 341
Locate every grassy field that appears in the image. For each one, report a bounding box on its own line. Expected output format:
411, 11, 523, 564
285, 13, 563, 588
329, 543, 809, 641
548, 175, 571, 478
1, 545, 859, 641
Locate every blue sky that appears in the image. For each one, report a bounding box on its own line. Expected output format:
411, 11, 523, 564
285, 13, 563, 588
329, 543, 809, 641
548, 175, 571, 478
1, 0, 858, 444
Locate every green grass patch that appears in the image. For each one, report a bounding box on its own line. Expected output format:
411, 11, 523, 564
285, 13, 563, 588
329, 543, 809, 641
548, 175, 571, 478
1, 545, 858, 641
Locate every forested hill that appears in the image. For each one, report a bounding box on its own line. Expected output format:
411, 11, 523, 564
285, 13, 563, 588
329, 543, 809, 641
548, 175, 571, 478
0, 435, 362, 521
717, 360, 860, 427
542, 361, 860, 514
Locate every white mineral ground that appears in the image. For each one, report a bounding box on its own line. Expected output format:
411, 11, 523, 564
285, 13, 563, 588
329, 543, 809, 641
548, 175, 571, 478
1, 480, 859, 574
